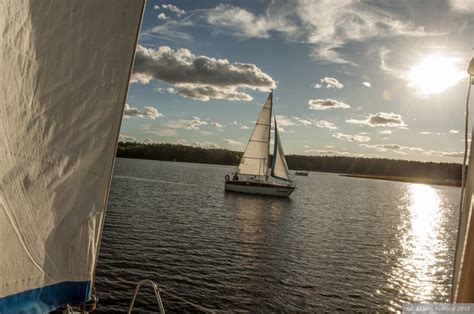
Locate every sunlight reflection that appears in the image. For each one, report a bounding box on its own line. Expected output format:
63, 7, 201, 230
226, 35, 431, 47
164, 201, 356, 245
391, 184, 446, 304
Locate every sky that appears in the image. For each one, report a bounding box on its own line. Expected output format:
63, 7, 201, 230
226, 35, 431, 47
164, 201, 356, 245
120, 0, 473, 162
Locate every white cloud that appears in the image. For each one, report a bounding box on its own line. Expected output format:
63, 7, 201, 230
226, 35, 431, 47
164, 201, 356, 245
450, 129, 460, 134
450, 0, 474, 13
379, 130, 392, 134
153, 5, 159, 10
304, 148, 378, 158
211, 122, 224, 128
140, 125, 177, 137
308, 98, 350, 110
291, 116, 312, 126
313, 120, 338, 130
304, 145, 310, 149
276, 115, 296, 127
158, 13, 170, 20
360, 143, 423, 152
224, 139, 242, 145
201, 2, 435, 64
425, 150, 465, 158
167, 117, 207, 130
346, 112, 406, 128
315, 77, 344, 89
156, 87, 177, 94
123, 104, 163, 119
333, 133, 370, 143
362, 81, 371, 87
162, 4, 185, 17
204, 4, 296, 39
193, 141, 220, 149
177, 84, 253, 101
119, 134, 136, 142
131, 45, 275, 101
420, 131, 446, 135
240, 125, 250, 130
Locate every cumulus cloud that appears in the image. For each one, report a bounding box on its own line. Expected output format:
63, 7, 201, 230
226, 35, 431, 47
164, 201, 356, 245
156, 87, 177, 94
333, 133, 370, 143
119, 134, 136, 142
176, 84, 253, 101
291, 116, 312, 126
153, 5, 159, 10
346, 112, 406, 128
276, 115, 338, 129
379, 130, 392, 134
450, 129, 460, 134
193, 141, 220, 149
240, 125, 250, 130
362, 82, 371, 87
304, 145, 310, 149
276, 115, 296, 127
123, 104, 163, 119
131, 45, 275, 101
211, 122, 224, 128
224, 139, 242, 145
167, 117, 207, 130
314, 77, 344, 89
360, 143, 423, 152
162, 4, 185, 16
308, 98, 350, 110
158, 13, 170, 20
313, 120, 338, 130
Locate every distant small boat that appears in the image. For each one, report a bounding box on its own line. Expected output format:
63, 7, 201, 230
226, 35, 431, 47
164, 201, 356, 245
295, 171, 309, 176
225, 91, 295, 197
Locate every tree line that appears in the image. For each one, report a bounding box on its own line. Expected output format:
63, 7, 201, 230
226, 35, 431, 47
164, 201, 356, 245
117, 142, 461, 182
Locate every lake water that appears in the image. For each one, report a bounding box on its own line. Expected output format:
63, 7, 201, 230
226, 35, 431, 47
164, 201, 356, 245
95, 158, 460, 312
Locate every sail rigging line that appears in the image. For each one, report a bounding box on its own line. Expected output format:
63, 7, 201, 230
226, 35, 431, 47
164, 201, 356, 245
90, 0, 147, 305
451, 64, 473, 302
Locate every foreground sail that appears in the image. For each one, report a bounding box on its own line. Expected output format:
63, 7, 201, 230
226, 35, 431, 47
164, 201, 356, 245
0, 1, 144, 312
225, 92, 295, 197
452, 129, 474, 302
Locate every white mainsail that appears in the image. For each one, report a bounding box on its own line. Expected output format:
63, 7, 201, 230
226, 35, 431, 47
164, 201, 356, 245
0, 0, 144, 312
271, 116, 291, 181
237, 92, 273, 177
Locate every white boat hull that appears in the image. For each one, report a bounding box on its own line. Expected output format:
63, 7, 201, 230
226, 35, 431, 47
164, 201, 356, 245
225, 181, 295, 197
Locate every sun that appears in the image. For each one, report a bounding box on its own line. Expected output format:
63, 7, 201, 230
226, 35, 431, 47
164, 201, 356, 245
408, 54, 466, 95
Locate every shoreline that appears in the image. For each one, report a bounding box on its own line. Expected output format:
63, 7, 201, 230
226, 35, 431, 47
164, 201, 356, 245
340, 174, 461, 187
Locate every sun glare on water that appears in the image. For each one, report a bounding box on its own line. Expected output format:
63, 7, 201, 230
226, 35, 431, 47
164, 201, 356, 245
408, 55, 466, 95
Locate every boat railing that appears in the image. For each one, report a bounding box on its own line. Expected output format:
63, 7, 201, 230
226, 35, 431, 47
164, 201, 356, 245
127, 279, 216, 313
128, 279, 165, 314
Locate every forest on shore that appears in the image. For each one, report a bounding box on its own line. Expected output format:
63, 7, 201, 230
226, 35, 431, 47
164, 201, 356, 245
117, 142, 462, 184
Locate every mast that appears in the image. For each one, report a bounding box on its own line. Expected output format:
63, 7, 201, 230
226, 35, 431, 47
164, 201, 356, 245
266, 89, 273, 180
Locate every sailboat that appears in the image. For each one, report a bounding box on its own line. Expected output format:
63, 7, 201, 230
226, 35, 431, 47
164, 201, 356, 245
225, 91, 295, 197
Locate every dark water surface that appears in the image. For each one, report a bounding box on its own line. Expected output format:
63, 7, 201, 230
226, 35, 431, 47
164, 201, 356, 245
95, 158, 460, 312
